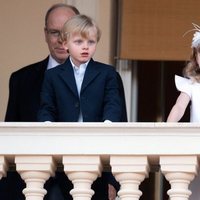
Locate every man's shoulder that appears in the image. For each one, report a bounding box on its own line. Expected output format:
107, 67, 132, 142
12, 57, 48, 77
45, 59, 68, 76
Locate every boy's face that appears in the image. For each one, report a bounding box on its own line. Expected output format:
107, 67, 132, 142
65, 27, 98, 67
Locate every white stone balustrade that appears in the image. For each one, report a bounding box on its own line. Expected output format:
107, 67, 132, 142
160, 156, 198, 200
15, 156, 56, 200
0, 122, 200, 200
110, 156, 149, 200
63, 155, 102, 200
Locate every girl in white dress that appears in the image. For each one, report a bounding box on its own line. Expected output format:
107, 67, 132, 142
167, 23, 200, 122
167, 24, 200, 200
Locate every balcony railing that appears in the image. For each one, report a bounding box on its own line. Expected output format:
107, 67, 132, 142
0, 122, 200, 200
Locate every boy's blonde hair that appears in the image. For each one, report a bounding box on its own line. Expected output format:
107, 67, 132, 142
62, 14, 101, 42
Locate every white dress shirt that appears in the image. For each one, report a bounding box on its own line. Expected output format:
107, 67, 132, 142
70, 57, 89, 122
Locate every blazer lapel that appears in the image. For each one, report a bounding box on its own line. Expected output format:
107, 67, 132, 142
59, 59, 79, 97
33, 57, 49, 85
81, 59, 100, 93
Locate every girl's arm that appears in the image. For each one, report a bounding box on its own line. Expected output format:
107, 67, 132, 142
167, 92, 190, 122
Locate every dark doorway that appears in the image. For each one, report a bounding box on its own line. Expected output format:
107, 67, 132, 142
137, 60, 190, 122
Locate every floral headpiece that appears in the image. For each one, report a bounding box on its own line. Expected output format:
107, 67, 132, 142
183, 23, 200, 48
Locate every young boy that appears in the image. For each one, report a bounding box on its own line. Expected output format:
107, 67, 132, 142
38, 14, 122, 122
38, 14, 121, 200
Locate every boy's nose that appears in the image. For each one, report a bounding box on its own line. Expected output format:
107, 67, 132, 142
83, 41, 89, 49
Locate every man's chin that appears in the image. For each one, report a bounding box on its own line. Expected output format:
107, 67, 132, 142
55, 55, 68, 64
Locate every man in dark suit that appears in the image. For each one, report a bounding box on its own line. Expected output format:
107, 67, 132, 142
5, 4, 79, 122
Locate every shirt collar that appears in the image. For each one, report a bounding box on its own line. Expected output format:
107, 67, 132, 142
47, 55, 61, 70
69, 57, 90, 71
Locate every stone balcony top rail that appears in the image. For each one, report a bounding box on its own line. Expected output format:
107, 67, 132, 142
0, 122, 200, 200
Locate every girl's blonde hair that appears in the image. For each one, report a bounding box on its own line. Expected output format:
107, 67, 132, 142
62, 14, 101, 42
183, 46, 200, 82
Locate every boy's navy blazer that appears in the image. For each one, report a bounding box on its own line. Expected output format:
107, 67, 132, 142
38, 58, 123, 122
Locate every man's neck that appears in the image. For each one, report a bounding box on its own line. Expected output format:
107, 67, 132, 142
47, 55, 63, 70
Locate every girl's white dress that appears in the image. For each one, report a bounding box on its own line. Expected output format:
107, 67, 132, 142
175, 75, 200, 122
175, 75, 200, 200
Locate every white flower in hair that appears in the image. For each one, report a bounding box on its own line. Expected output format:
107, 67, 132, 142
192, 31, 200, 48
183, 23, 200, 48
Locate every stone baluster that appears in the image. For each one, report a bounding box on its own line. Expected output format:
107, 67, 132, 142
110, 156, 149, 200
63, 155, 102, 200
0, 156, 8, 179
160, 156, 199, 200
15, 156, 56, 200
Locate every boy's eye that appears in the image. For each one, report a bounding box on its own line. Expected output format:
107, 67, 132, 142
88, 40, 95, 44
74, 40, 82, 44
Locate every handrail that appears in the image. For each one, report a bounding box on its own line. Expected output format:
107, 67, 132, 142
0, 122, 199, 200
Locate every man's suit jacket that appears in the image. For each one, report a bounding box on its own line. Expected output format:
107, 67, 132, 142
38, 58, 122, 122
5, 57, 49, 122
